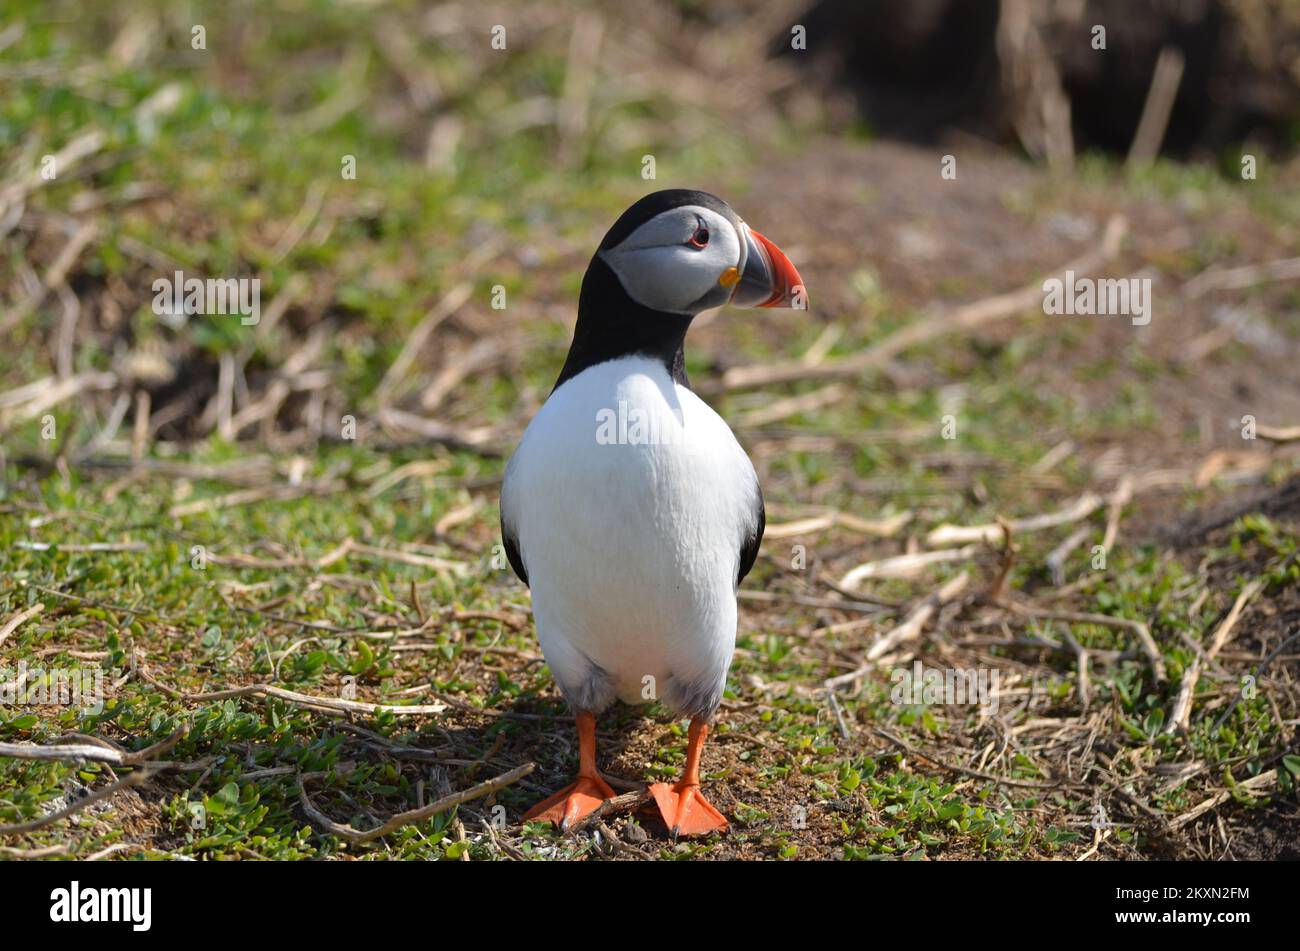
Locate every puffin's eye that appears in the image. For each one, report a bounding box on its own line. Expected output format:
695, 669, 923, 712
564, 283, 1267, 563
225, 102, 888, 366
687, 223, 710, 249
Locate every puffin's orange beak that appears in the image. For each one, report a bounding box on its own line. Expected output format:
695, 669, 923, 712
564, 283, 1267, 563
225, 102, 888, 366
729, 224, 807, 310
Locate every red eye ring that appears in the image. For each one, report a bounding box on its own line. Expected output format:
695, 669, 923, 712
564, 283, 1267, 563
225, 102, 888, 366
688, 225, 710, 249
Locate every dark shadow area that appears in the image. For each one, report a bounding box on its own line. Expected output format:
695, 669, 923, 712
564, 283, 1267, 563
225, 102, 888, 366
777, 0, 1300, 158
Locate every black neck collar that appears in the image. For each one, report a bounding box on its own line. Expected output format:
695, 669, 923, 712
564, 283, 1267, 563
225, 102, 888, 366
552, 254, 694, 393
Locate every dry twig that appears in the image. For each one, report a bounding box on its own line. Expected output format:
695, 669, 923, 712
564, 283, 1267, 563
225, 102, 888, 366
825, 572, 970, 689
141, 668, 448, 717
297, 761, 534, 845
0, 603, 44, 649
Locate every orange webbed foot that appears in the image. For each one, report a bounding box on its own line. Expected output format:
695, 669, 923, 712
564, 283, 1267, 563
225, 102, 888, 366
524, 711, 615, 832
647, 717, 728, 838
648, 781, 728, 838
523, 773, 617, 831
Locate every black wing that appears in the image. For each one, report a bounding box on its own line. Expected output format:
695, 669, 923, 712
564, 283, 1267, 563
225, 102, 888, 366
501, 512, 529, 587
737, 481, 765, 585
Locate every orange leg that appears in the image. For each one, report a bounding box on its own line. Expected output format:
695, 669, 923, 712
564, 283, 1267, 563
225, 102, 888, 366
648, 718, 728, 838
523, 712, 616, 831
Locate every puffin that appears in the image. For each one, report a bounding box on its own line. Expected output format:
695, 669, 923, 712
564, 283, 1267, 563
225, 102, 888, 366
500, 189, 805, 837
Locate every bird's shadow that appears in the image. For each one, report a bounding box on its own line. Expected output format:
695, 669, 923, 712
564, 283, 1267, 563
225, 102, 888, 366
411, 695, 675, 837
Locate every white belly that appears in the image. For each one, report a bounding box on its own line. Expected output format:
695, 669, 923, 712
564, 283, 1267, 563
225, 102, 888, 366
501, 356, 760, 718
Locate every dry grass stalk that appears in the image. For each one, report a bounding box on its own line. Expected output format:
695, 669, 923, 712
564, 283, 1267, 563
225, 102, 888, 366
298, 761, 534, 845
0, 603, 44, 648
927, 492, 1103, 546
825, 571, 970, 690
1166, 579, 1263, 734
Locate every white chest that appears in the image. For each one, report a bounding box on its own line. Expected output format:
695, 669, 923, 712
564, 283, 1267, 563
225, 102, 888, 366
501, 356, 760, 713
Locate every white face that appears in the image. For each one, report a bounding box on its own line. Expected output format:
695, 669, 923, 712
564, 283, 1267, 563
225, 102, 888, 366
598, 205, 743, 315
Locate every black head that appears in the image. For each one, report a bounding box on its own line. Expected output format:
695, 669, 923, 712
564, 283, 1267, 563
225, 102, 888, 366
553, 189, 805, 391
